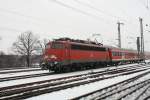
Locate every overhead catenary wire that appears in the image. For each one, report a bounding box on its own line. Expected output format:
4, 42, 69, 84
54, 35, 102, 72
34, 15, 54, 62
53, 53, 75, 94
0, 1, 147, 38
0, 7, 63, 34
0, 27, 23, 32
0, 0, 139, 32
0, 7, 57, 26
74, 0, 126, 22
49, 0, 114, 24
50, 0, 141, 47
74, 0, 141, 35
137, 0, 150, 21
88, 0, 139, 24
0, 8, 44, 22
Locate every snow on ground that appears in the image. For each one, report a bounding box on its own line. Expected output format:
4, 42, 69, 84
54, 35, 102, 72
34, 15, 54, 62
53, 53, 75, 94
0, 67, 40, 73
145, 59, 150, 64
0, 70, 49, 78
0, 63, 138, 88
0, 66, 39, 70
27, 69, 150, 100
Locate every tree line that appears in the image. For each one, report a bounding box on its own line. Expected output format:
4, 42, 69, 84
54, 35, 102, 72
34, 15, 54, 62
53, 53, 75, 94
0, 31, 48, 68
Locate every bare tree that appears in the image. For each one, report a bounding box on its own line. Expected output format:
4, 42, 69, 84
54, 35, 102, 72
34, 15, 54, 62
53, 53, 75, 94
37, 38, 49, 54
0, 51, 5, 55
12, 31, 40, 67
0, 51, 5, 68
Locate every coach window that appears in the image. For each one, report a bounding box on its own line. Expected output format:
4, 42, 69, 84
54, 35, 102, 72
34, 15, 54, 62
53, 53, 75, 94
112, 52, 116, 56
112, 52, 114, 56
113, 52, 116, 56
119, 52, 121, 56
116, 52, 118, 56
117, 52, 119, 56
122, 52, 125, 56
120, 52, 122, 56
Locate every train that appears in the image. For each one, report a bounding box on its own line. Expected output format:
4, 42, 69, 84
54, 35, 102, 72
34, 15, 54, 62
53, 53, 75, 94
40, 38, 150, 72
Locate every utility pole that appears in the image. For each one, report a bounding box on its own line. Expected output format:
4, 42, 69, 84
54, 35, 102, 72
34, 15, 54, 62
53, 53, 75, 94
139, 18, 145, 61
117, 22, 124, 48
147, 0, 149, 9
137, 37, 140, 59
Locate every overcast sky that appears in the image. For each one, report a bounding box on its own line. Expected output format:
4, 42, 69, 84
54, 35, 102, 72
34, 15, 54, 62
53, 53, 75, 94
0, 0, 150, 54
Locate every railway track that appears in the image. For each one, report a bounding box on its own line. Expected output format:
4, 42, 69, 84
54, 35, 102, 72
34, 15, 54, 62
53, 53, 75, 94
0, 64, 149, 100
0, 72, 54, 82
0, 67, 30, 71
0, 64, 147, 82
71, 71, 150, 100
0, 68, 41, 74
92, 79, 150, 100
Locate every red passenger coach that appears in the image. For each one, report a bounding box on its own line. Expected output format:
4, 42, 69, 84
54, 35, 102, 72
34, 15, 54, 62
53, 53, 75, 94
110, 47, 124, 64
110, 47, 141, 65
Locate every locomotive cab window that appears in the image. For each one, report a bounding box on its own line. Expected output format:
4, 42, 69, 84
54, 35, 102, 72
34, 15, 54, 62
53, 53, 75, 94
51, 43, 64, 49
45, 44, 51, 49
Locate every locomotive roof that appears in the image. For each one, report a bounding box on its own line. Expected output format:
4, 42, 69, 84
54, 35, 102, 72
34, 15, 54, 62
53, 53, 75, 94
53, 38, 105, 48
52, 38, 138, 53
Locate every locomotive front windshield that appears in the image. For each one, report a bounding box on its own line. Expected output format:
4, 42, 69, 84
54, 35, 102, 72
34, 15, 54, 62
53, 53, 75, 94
45, 44, 51, 49
51, 43, 64, 49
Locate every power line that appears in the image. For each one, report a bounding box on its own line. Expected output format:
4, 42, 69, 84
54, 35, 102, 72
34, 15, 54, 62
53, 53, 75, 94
74, 0, 125, 22
76, 0, 140, 31
0, 27, 23, 32
0, 8, 43, 21
0, 8, 54, 25
84, 0, 141, 36
49, 0, 113, 24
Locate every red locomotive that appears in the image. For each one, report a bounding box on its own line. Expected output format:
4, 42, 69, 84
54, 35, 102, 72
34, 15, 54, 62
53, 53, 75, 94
41, 38, 148, 72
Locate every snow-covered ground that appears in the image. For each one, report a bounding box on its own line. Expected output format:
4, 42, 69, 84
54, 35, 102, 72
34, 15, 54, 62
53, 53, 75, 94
145, 59, 150, 64
0, 70, 49, 78
27, 69, 150, 100
0, 67, 40, 73
0, 63, 139, 88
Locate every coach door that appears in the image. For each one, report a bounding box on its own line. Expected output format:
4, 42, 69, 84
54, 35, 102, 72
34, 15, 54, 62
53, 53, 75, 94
108, 48, 112, 61
65, 43, 70, 65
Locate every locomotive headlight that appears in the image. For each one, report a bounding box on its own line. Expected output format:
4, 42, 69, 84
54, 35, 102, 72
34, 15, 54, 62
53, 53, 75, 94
50, 55, 57, 59
54, 61, 58, 64
41, 62, 45, 65
44, 55, 48, 59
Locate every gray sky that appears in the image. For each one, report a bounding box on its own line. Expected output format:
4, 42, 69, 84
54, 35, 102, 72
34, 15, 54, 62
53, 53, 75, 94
0, 0, 150, 54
